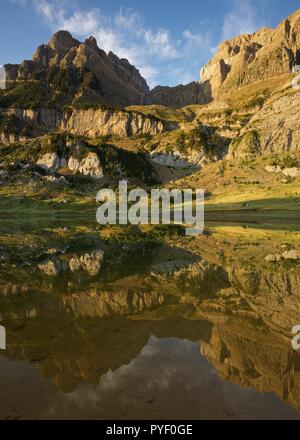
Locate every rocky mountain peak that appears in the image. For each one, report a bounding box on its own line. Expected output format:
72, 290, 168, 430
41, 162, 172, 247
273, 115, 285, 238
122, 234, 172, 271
84, 36, 99, 51
4, 30, 149, 107
2, 7, 300, 110
48, 30, 80, 53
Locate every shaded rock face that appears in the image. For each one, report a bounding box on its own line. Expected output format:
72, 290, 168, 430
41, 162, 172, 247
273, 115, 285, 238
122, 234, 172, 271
8, 108, 61, 129
4, 30, 149, 108
146, 82, 209, 108
226, 264, 300, 332
199, 9, 300, 99
201, 323, 300, 414
150, 149, 207, 169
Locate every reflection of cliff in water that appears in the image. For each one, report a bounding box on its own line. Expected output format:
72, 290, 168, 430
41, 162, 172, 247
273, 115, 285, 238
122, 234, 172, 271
1, 236, 300, 414
0, 241, 227, 319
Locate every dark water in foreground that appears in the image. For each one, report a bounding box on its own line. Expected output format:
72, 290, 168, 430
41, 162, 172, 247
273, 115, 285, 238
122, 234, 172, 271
0, 224, 300, 420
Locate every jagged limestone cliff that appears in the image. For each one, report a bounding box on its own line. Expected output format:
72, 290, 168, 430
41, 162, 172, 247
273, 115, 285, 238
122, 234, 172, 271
0, 106, 166, 146
200, 9, 300, 100
4, 31, 149, 108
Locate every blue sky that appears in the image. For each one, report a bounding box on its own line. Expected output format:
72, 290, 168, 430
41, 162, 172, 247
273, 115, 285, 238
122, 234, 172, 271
1, 0, 300, 88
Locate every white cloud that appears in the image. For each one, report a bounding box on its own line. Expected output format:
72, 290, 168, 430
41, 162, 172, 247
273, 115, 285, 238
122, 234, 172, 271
139, 65, 160, 82
144, 29, 180, 59
222, 0, 258, 40
183, 29, 210, 50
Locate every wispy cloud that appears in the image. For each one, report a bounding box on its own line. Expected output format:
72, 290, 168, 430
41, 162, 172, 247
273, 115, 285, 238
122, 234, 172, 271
222, 0, 259, 40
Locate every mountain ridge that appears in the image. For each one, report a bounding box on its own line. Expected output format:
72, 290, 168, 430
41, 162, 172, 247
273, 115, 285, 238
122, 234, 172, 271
4, 30, 149, 108
3, 7, 300, 109
1, 7, 300, 194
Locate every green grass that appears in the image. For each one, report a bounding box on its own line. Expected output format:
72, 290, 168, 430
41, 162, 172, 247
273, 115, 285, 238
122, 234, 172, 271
126, 105, 194, 123
0, 80, 48, 109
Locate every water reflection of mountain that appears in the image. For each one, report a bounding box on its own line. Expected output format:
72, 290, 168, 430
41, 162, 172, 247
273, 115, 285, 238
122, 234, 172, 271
0, 242, 216, 318
1, 236, 300, 416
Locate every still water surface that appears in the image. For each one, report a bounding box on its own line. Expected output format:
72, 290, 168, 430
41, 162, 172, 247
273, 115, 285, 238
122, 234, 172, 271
0, 223, 300, 419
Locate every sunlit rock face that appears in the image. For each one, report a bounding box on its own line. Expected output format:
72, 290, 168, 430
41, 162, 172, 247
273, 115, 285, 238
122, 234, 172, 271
0, 107, 166, 145
145, 9, 300, 108
78, 153, 104, 179
228, 92, 300, 158
0, 132, 158, 184
37, 153, 61, 172
199, 9, 300, 99
60, 108, 165, 138
69, 251, 104, 276
36, 149, 103, 179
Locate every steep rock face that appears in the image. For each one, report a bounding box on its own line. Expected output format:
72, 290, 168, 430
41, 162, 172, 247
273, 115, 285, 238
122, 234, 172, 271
0, 286, 165, 320
147, 82, 208, 108
0, 132, 27, 144
144, 8, 300, 107
150, 148, 209, 169
200, 9, 300, 99
0, 106, 165, 143
4, 31, 149, 107
1, 8, 300, 163
60, 108, 165, 137
7, 108, 61, 130
228, 90, 300, 157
